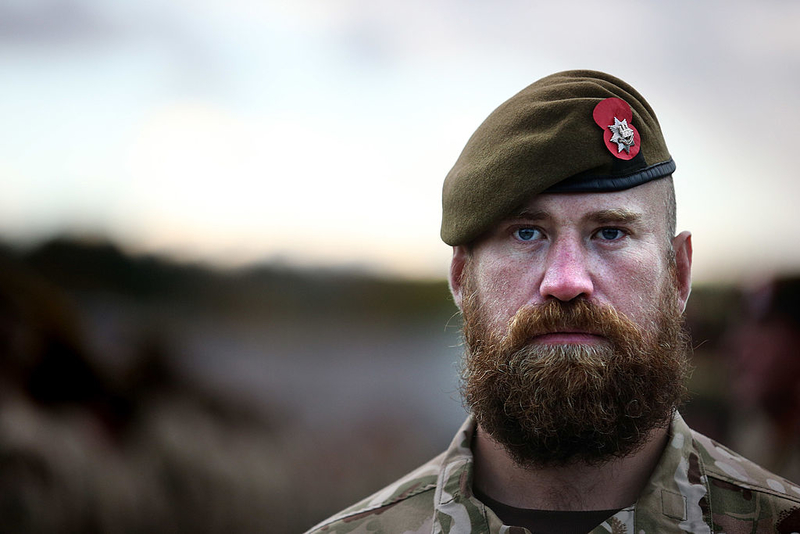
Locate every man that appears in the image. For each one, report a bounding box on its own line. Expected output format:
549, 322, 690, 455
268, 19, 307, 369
306, 70, 800, 533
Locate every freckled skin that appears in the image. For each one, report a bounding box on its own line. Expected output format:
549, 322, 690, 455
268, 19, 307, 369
450, 179, 692, 337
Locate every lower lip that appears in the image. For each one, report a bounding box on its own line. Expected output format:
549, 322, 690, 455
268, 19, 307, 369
532, 333, 606, 345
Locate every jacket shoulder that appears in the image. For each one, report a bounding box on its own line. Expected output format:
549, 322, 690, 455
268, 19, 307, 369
691, 429, 800, 530
304, 452, 444, 534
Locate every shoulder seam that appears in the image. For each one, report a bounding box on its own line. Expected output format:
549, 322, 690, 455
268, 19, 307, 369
691, 431, 800, 504
705, 472, 800, 504
308, 482, 437, 532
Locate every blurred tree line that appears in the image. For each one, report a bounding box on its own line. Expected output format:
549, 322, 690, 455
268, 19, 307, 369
0, 236, 457, 533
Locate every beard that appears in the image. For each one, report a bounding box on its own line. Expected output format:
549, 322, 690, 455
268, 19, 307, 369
460, 262, 691, 468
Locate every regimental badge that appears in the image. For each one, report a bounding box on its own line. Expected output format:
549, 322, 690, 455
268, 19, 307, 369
592, 98, 640, 160
608, 117, 635, 154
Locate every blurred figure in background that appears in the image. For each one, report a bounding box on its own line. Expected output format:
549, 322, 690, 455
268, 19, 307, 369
0, 256, 297, 533
0, 238, 459, 532
728, 275, 800, 483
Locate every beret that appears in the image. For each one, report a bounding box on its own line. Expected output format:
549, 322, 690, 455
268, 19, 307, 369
441, 70, 674, 246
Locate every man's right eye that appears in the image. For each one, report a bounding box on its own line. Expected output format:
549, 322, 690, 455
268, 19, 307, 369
515, 228, 541, 241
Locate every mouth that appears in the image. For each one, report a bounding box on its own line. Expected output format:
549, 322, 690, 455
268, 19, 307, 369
530, 331, 607, 345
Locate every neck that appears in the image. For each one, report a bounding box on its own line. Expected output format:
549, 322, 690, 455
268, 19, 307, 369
471, 423, 670, 511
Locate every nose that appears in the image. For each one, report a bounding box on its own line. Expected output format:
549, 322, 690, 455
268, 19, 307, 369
539, 237, 594, 302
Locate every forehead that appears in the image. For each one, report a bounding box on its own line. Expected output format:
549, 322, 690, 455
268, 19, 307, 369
506, 179, 668, 226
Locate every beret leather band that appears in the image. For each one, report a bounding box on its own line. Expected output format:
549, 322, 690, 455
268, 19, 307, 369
546, 158, 676, 193
440, 70, 674, 246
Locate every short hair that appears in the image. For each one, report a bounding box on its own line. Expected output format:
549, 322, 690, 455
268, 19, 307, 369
663, 175, 676, 239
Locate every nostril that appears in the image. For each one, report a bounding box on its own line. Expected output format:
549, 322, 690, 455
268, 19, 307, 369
540, 268, 594, 302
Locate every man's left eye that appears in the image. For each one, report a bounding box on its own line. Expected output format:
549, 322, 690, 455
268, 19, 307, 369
598, 228, 625, 240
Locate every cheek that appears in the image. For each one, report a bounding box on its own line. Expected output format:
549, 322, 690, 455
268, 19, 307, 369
474, 258, 538, 330
595, 254, 670, 321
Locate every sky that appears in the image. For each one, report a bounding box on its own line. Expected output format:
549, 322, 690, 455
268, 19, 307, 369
1, 0, 799, 281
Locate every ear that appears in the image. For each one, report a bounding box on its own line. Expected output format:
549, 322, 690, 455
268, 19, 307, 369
449, 246, 470, 309
671, 231, 693, 312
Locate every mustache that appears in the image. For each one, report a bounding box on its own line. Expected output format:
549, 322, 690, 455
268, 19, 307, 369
499, 299, 640, 354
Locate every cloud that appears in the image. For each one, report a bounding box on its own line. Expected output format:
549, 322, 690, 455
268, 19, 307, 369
0, 0, 120, 45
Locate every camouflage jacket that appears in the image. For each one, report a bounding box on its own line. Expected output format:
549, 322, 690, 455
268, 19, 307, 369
306, 413, 800, 533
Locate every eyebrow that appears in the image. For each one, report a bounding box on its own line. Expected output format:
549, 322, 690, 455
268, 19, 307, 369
507, 208, 642, 225
509, 209, 550, 221
586, 208, 641, 225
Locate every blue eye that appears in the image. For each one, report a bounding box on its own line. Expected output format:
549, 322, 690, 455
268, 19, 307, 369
515, 228, 541, 241
598, 228, 624, 240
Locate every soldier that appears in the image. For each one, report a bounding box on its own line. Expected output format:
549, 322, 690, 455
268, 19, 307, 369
306, 70, 800, 533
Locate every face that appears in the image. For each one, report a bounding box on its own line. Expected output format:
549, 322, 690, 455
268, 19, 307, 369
450, 180, 694, 467
451, 179, 691, 337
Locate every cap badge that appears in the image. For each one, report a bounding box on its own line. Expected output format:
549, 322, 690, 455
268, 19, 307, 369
609, 117, 635, 153
592, 97, 640, 160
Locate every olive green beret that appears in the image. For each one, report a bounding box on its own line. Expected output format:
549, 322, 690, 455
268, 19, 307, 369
441, 69, 674, 246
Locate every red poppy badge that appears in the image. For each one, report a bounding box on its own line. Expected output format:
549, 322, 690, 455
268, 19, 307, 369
593, 97, 640, 160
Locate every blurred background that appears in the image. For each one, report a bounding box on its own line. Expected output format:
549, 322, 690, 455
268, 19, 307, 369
1, 0, 799, 532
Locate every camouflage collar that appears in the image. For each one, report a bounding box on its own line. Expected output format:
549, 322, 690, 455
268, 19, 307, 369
307, 411, 800, 533
432, 412, 715, 533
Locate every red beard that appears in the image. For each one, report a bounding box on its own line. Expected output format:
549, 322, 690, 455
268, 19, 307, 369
460, 263, 691, 467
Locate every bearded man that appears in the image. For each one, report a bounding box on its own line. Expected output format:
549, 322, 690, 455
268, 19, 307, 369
306, 70, 800, 534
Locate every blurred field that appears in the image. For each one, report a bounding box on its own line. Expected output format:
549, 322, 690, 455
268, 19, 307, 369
0, 236, 792, 532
